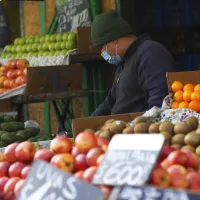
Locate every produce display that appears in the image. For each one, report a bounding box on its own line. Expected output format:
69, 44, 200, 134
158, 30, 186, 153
0, 59, 28, 95
0, 114, 52, 148
171, 81, 200, 112
1, 31, 77, 59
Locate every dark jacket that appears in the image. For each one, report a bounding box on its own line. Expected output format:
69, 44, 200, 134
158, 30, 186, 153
91, 34, 175, 116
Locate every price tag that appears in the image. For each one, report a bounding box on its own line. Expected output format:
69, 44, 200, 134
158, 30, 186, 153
113, 185, 200, 200
56, 0, 91, 32
17, 160, 104, 200
93, 134, 165, 186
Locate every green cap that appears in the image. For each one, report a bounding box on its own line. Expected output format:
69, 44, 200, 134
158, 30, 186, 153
91, 10, 133, 47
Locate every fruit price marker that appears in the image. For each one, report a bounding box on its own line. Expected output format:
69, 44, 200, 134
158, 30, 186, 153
109, 185, 200, 200
93, 134, 165, 186
16, 159, 104, 200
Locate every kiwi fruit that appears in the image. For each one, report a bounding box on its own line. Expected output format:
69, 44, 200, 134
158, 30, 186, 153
99, 131, 112, 140
171, 144, 182, 150
173, 123, 190, 135
196, 128, 200, 135
104, 119, 115, 125
134, 116, 147, 124
110, 120, 126, 134
184, 131, 200, 147
148, 123, 160, 133
134, 123, 148, 133
122, 127, 134, 134
195, 146, 200, 156
181, 145, 195, 152
160, 132, 172, 140
159, 122, 174, 134
186, 116, 199, 131
171, 134, 185, 145
94, 130, 102, 137
101, 124, 111, 131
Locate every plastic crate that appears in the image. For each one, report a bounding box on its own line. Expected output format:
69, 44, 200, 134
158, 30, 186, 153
163, 0, 191, 27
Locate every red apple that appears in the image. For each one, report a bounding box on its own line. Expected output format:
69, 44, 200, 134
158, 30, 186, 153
50, 136, 72, 154
8, 162, 26, 178
15, 141, 36, 162
74, 171, 84, 180
6, 69, 15, 79
0, 177, 9, 192
21, 165, 31, 179
0, 66, 6, 70
99, 185, 112, 200
0, 69, 8, 77
86, 147, 103, 167
167, 164, 187, 176
3, 79, 11, 89
83, 166, 97, 183
15, 76, 23, 86
11, 70, 18, 79
170, 174, 188, 189
159, 146, 176, 162
14, 179, 25, 198
187, 167, 196, 174
16, 59, 29, 69
34, 149, 54, 162
21, 76, 27, 84
182, 150, 198, 168
97, 137, 109, 152
10, 79, 18, 89
160, 158, 170, 169
186, 172, 200, 191
0, 76, 7, 88
72, 147, 81, 157
97, 154, 104, 167
75, 154, 88, 171
4, 177, 20, 199
5, 143, 19, 162
7, 60, 14, 67
11, 59, 18, 69
150, 167, 170, 188
17, 69, 24, 76
50, 153, 74, 173
75, 131, 98, 153
23, 68, 27, 76
167, 150, 188, 167
0, 88, 5, 94
0, 162, 10, 177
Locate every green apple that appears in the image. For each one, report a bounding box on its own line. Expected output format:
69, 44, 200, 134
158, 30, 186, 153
54, 42, 62, 51
1, 53, 6, 58
11, 46, 17, 53
61, 49, 69, 55
4, 45, 12, 52
48, 43, 55, 51
61, 42, 66, 49
68, 32, 76, 41
45, 35, 51, 42
56, 33, 63, 42
5, 53, 11, 58
43, 51, 49, 56
38, 51, 43, 56
50, 34, 56, 42
27, 52, 34, 57
37, 44, 43, 52
21, 53, 27, 58
35, 35, 41, 43
54, 51, 60, 56
40, 36, 45, 43
18, 38, 26, 45
16, 45, 23, 53
42, 43, 49, 51
29, 36, 35, 44
26, 45, 32, 52
22, 45, 27, 53
63, 32, 69, 41
14, 38, 20, 45
48, 51, 56, 56
32, 52, 38, 57
31, 43, 38, 52
66, 41, 75, 50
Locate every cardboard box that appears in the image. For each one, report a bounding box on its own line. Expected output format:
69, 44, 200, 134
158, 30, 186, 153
72, 112, 143, 138
77, 27, 100, 54
167, 71, 200, 89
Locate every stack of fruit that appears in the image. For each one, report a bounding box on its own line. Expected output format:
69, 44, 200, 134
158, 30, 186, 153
1, 32, 77, 59
0, 131, 111, 200
0, 59, 28, 95
151, 145, 200, 191
171, 81, 200, 112
0, 114, 52, 148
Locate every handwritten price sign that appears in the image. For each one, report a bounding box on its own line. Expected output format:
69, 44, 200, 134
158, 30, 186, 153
93, 134, 165, 186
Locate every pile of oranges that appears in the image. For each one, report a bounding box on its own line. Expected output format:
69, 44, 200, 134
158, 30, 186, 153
171, 81, 200, 112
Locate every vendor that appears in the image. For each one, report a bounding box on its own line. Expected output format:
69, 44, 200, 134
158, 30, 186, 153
90, 10, 175, 116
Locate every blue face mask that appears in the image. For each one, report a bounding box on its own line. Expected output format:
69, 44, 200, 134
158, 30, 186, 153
101, 44, 122, 65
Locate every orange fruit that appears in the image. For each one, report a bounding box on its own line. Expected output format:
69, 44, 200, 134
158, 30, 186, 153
179, 101, 189, 108
183, 83, 194, 91
191, 91, 200, 101
194, 84, 200, 92
174, 90, 183, 102
183, 90, 193, 102
170, 102, 180, 109
171, 81, 183, 92
189, 100, 200, 112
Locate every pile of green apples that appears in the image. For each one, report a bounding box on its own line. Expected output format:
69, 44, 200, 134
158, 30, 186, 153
1, 31, 77, 59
